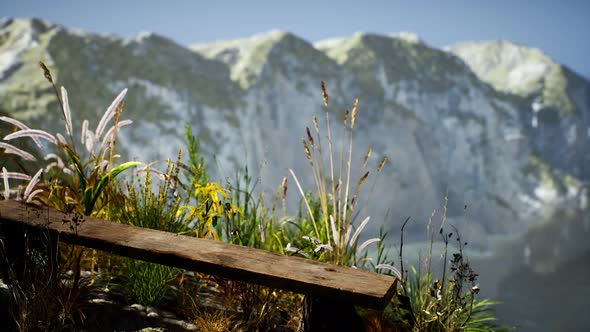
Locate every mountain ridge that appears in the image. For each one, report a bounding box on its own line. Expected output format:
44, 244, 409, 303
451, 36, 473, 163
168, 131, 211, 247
1, 17, 588, 245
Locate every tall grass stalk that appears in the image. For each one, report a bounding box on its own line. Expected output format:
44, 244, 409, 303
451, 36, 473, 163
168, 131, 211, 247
289, 81, 390, 269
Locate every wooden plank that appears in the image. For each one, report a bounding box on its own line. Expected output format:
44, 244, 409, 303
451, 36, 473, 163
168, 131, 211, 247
0, 200, 396, 309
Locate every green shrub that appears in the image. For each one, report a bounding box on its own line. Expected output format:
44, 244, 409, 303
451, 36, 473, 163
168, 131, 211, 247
123, 259, 179, 306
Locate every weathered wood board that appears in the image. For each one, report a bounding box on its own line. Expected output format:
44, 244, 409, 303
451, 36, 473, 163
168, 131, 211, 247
0, 200, 396, 309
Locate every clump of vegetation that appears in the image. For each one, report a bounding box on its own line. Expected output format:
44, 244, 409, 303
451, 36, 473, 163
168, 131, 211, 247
286, 81, 393, 272
392, 203, 511, 332
114, 160, 189, 306
0, 227, 92, 331
0, 64, 508, 331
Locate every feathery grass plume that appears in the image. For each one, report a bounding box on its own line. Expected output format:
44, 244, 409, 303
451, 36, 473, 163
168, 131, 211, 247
0, 170, 31, 181
285, 243, 310, 258
302, 235, 322, 246
95, 88, 128, 145
108, 99, 125, 165
312, 115, 320, 134
350, 170, 369, 211
0, 142, 37, 161
44, 153, 74, 175
343, 109, 349, 125
15, 185, 22, 200
358, 238, 379, 254
84, 128, 95, 153
281, 175, 288, 216
281, 176, 288, 199
4, 129, 58, 145
336, 109, 349, 221
0, 116, 44, 150
60, 86, 73, 139
101, 119, 132, 151
2, 167, 8, 199
375, 263, 402, 279
350, 98, 358, 129
30, 64, 138, 216
44, 153, 65, 168
314, 243, 333, 252
39, 61, 53, 83
306, 126, 314, 148
23, 168, 43, 199
55, 133, 67, 145
377, 155, 388, 173
81, 119, 88, 144
348, 216, 370, 247
319, 82, 339, 234
25, 189, 43, 203
39, 62, 75, 148
342, 99, 358, 226
330, 215, 339, 247
301, 138, 312, 165
321, 80, 329, 107
363, 147, 372, 168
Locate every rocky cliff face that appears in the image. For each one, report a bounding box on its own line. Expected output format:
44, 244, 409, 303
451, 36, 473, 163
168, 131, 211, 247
1, 18, 588, 249
449, 41, 590, 181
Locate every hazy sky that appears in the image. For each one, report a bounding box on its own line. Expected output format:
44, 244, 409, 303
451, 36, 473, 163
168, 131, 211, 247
2, 0, 589, 79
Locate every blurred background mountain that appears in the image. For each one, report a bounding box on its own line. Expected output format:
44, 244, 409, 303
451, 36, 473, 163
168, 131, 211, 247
1, 2, 589, 330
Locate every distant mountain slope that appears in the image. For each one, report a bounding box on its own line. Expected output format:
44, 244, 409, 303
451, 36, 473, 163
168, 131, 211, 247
0, 18, 587, 248
0, 18, 243, 161
449, 41, 590, 180
449, 41, 567, 101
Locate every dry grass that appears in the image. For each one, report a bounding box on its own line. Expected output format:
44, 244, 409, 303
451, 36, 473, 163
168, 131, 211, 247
288, 81, 392, 271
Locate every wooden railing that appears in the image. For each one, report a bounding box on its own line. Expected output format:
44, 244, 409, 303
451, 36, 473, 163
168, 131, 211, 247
0, 200, 396, 331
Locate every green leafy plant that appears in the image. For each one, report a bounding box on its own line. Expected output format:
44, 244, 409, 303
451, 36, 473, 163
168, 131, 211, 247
123, 259, 180, 306
112, 157, 197, 305
217, 166, 287, 252
178, 178, 241, 240
1, 62, 142, 216
117, 159, 194, 233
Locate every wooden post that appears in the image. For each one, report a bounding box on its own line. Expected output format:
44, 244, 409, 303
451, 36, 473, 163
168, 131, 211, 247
299, 296, 364, 332
0, 221, 26, 284
0, 206, 59, 285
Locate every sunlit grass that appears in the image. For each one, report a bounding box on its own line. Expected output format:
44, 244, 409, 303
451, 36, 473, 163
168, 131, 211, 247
0, 65, 509, 331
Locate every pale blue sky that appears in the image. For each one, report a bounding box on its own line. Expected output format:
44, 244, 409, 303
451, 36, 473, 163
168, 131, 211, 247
2, 0, 589, 79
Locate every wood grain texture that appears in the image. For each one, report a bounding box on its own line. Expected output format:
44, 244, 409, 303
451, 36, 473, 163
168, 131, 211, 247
0, 200, 396, 309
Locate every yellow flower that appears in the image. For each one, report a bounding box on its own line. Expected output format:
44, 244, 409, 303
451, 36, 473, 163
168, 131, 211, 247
178, 182, 241, 238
